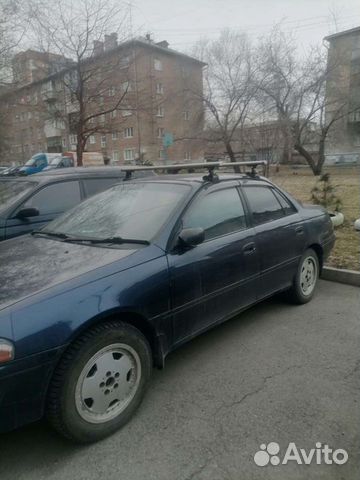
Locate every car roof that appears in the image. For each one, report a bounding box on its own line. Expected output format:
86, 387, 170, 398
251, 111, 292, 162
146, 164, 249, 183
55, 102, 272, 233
1, 168, 270, 187
126, 172, 271, 187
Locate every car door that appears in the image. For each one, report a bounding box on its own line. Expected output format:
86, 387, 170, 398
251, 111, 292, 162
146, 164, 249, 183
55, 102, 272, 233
167, 182, 259, 344
241, 184, 306, 297
5, 180, 82, 239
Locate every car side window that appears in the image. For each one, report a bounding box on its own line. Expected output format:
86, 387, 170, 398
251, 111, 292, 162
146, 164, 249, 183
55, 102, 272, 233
22, 181, 81, 215
243, 186, 286, 225
182, 187, 247, 240
272, 188, 297, 215
83, 177, 121, 197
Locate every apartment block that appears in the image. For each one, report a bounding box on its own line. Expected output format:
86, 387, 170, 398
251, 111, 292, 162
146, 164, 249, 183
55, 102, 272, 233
0, 36, 205, 165
324, 26, 360, 163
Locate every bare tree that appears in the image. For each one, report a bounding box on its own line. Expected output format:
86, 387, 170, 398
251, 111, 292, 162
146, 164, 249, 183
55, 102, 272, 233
0, 0, 27, 158
256, 28, 359, 175
192, 31, 261, 171
25, 0, 135, 165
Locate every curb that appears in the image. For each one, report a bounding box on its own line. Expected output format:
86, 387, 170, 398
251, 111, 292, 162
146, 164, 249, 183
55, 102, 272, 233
321, 266, 360, 287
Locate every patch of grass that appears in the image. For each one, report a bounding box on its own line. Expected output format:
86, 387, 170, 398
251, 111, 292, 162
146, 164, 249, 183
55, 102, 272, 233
269, 165, 360, 271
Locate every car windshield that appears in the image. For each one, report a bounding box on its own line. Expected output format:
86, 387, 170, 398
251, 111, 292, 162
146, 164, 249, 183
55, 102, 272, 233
43, 182, 190, 241
48, 157, 62, 165
0, 180, 36, 211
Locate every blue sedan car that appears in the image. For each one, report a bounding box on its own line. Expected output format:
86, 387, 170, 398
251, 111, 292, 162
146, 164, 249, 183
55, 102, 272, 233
0, 164, 335, 442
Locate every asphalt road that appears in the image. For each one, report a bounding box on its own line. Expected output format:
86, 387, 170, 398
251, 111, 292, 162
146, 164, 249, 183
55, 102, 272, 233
1, 280, 359, 480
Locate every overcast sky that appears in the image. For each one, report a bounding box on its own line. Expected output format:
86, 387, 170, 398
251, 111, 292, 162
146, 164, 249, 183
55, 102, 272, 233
130, 0, 360, 52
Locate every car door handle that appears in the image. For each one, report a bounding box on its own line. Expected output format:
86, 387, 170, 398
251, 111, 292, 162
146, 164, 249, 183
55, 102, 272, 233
242, 242, 256, 255
295, 226, 304, 235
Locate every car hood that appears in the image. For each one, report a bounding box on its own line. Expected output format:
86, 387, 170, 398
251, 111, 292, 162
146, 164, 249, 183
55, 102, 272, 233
0, 235, 162, 310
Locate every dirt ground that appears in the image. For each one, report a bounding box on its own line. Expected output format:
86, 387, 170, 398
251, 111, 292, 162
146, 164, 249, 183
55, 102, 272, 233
269, 164, 360, 271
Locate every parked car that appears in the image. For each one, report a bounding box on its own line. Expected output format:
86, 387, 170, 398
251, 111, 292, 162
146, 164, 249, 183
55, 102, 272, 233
0, 166, 154, 240
0, 166, 335, 442
0, 166, 23, 176
42, 156, 74, 171
18, 153, 65, 175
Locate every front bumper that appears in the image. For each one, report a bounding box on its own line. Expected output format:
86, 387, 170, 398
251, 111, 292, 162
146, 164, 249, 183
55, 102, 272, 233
0, 346, 65, 433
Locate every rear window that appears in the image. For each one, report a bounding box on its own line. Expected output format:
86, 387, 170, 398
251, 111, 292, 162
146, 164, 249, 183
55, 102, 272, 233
0, 180, 36, 211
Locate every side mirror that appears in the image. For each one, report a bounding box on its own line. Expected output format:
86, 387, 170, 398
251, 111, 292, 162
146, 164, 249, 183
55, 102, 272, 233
16, 207, 40, 219
178, 227, 205, 248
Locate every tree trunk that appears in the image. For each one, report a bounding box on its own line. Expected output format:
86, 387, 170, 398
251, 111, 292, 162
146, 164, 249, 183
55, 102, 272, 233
294, 143, 319, 176
316, 137, 326, 176
225, 140, 240, 173
76, 135, 84, 166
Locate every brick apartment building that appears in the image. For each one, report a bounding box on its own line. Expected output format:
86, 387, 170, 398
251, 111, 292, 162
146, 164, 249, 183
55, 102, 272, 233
0, 36, 205, 166
324, 26, 360, 164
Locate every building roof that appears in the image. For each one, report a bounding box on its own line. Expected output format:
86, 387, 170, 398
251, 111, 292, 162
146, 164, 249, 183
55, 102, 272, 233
0, 37, 206, 98
324, 26, 360, 42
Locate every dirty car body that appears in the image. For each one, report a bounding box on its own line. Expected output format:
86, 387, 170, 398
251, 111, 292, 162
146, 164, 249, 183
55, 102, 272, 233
0, 173, 335, 438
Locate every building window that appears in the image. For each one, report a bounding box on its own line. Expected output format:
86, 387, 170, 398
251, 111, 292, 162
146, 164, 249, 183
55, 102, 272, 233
62, 137, 67, 148
112, 151, 120, 162
124, 148, 135, 162
154, 58, 163, 71
69, 134, 77, 145
184, 151, 191, 160
119, 56, 130, 68
122, 106, 132, 117
99, 114, 106, 124
157, 127, 164, 138
99, 96, 104, 106
27, 112, 32, 120
112, 131, 118, 140
156, 82, 164, 94
108, 86, 115, 97
101, 135, 106, 147
183, 110, 190, 121
124, 127, 134, 138
159, 149, 165, 159
89, 135, 96, 144
157, 106, 164, 117
122, 81, 132, 92
89, 116, 95, 123
110, 110, 117, 119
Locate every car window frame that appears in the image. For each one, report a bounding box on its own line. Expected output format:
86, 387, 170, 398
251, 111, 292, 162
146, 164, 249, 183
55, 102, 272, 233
11, 179, 84, 218
241, 184, 297, 227
176, 181, 250, 245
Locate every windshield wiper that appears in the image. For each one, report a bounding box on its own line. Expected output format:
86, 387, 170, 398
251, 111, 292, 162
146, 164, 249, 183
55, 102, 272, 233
32, 231, 149, 245
74, 237, 150, 245
31, 230, 70, 240
65, 236, 150, 245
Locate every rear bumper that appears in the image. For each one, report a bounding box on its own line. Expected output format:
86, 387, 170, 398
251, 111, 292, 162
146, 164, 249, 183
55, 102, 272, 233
322, 235, 336, 263
0, 346, 65, 433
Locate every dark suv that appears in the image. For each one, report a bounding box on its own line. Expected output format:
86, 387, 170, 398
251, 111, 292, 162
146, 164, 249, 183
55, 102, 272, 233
0, 167, 154, 241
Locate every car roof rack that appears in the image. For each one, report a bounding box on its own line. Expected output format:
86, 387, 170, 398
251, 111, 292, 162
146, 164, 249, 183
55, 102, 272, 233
121, 160, 267, 182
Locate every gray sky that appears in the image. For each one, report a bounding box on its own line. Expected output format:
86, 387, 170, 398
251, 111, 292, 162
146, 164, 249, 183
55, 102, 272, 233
130, 0, 360, 52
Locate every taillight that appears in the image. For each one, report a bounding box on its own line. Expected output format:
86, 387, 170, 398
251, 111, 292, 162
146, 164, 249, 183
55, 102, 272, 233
0, 340, 14, 364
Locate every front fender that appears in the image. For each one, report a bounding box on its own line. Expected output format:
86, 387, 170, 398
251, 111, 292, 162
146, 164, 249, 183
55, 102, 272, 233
10, 255, 170, 359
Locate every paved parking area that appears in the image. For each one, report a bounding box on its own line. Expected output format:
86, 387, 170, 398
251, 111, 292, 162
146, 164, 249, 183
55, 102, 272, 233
1, 280, 359, 480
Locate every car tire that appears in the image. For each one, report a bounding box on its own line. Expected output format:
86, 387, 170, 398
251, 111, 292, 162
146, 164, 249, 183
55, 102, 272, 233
46, 321, 152, 443
287, 248, 319, 304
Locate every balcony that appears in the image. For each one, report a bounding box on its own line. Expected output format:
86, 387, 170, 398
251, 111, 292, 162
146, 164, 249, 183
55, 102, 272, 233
44, 119, 64, 138
41, 82, 57, 102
